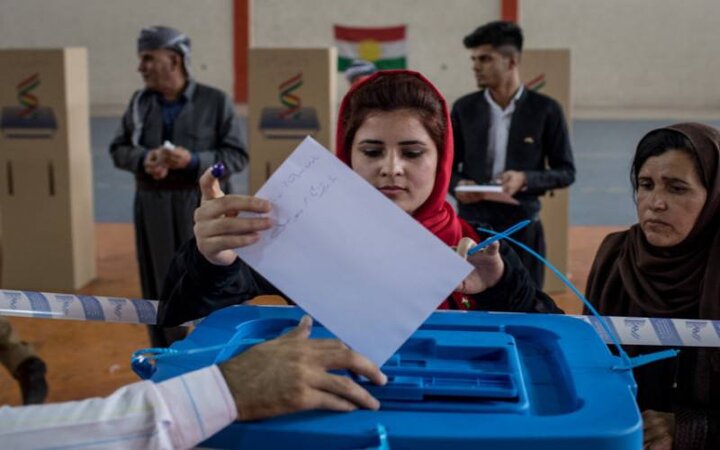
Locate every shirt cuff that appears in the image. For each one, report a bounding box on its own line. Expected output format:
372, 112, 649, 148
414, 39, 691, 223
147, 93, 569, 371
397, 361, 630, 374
155, 365, 237, 448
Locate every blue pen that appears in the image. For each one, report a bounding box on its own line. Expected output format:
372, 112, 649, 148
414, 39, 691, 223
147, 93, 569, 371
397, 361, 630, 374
467, 219, 531, 256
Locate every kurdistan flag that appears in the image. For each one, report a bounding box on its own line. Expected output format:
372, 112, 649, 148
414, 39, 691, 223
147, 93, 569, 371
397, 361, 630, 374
334, 25, 407, 72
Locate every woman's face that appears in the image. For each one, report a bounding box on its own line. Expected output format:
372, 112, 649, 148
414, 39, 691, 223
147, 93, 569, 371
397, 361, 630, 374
637, 149, 707, 247
350, 109, 439, 215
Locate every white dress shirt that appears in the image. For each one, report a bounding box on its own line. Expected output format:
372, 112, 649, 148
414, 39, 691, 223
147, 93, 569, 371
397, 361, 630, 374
0, 365, 236, 449
484, 86, 524, 179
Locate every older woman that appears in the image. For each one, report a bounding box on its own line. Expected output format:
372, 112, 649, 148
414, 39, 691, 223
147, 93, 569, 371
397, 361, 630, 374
157, 71, 559, 326
586, 123, 720, 450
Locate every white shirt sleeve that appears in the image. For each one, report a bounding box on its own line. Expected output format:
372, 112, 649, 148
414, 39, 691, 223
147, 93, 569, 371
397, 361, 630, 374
0, 365, 237, 450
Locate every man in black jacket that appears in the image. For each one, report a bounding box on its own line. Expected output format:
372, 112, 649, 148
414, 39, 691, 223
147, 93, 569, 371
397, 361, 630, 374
451, 21, 575, 289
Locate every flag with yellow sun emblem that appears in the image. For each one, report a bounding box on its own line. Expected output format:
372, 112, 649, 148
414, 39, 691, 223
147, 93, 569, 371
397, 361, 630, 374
334, 25, 407, 72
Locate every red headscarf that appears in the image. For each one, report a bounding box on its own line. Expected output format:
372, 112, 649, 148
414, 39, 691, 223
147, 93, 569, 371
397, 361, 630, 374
336, 70, 478, 309
336, 70, 478, 246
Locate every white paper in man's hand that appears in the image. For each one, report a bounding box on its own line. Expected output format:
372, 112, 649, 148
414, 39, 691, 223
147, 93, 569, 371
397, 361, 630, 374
454, 185, 520, 205
236, 137, 473, 366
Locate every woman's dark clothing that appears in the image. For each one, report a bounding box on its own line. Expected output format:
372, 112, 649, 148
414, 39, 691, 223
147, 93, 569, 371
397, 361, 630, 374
586, 123, 720, 449
158, 236, 561, 328
159, 70, 561, 330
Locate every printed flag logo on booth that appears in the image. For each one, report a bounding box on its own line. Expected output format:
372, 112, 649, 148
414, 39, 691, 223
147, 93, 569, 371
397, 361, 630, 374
526, 73, 546, 92
334, 25, 407, 72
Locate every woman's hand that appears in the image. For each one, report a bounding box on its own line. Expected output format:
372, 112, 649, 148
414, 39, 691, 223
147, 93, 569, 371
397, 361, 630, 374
194, 167, 272, 266
455, 237, 505, 295
642, 410, 675, 450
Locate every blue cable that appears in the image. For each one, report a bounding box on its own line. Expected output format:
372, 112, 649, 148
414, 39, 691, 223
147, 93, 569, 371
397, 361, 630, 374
131, 222, 677, 378
476, 225, 678, 370
131, 338, 264, 379
467, 220, 531, 256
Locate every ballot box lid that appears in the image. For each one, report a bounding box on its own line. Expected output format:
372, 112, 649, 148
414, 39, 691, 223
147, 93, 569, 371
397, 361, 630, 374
150, 305, 641, 450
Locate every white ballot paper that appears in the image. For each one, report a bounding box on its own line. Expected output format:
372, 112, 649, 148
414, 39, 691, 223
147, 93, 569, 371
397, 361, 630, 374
236, 137, 473, 365
454, 184, 503, 193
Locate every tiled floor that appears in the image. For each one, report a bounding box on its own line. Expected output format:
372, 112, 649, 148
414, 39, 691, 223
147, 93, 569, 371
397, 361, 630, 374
0, 223, 622, 406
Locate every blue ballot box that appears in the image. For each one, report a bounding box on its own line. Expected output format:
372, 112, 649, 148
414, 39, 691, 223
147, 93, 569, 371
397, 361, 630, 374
150, 305, 642, 449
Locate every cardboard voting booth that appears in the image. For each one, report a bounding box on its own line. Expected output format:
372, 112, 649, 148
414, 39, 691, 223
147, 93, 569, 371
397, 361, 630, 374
0, 48, 95, 291
248, 48, 337, 194
521, 49, 572, 293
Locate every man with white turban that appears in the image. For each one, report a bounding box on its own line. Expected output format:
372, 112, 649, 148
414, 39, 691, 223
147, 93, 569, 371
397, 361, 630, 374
110, 26, 248, 347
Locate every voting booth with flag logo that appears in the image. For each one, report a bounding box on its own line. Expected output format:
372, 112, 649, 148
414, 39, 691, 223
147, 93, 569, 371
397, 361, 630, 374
248, 48, 337, 194
0, 48, 95, 291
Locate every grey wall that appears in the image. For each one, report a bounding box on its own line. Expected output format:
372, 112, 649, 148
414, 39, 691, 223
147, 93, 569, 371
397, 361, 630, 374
523, 0, 720, 114
0, 0, 234, 111
252, 0, 499, 111
2, 0, 719, 115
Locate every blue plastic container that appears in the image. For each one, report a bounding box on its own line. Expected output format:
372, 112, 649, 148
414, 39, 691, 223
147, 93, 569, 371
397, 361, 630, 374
150, 305, 642, 449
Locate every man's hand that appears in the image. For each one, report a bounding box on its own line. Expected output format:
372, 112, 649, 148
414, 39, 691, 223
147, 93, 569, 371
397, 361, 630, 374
160, 146, 193, 169
642, 410, 675, 450
219, 316, 387, 421
455, 179, 488, 204
499, 170, 527, 196
144, 148, 168, 180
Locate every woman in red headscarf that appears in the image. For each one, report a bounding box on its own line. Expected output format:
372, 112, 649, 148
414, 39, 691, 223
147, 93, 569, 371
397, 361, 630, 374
158, 70, 559, 326
586, 123, 720, 450
334, 70, 559, 311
